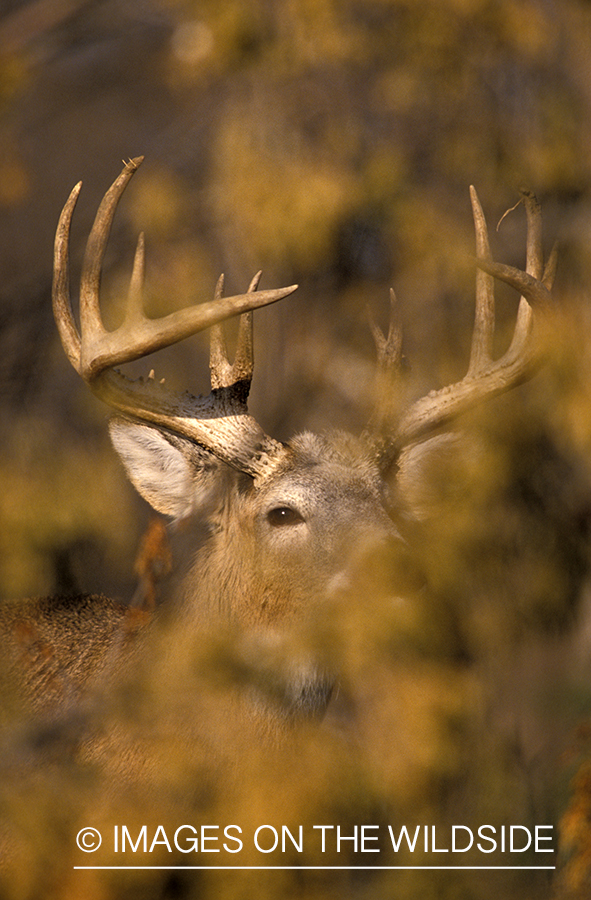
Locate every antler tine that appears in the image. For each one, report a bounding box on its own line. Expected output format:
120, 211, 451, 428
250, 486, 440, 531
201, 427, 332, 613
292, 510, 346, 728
371, 287, 404, 374
474, 258, 553, 312
543, 241, 559, 289
524, 188, 544, 279
209, 271, 259, 393
79, 157, 144, 353
467, 185, 495, 375
209, 274, 229, 389
233, 271, 259, 381
52, 180, 83, 373
125, 231, 146, 326
365, 288, 405, 438
507, 190, 542, 357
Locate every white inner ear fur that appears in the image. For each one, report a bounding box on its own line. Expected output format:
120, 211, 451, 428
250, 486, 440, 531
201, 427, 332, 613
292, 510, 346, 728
109, 420, 196, 519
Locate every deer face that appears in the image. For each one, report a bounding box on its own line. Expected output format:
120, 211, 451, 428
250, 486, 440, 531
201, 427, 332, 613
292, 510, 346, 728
111, 422, 403, 622
237, 432, 401, 617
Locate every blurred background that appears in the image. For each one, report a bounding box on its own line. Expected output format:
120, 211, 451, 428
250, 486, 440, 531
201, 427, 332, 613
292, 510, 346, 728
2, 1, 591, 898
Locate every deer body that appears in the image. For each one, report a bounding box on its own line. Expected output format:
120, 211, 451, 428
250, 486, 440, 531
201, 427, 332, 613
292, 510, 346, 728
0, 593, 128, 712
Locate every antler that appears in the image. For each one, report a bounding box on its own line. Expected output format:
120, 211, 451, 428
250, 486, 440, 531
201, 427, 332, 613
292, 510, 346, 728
53, 158, 297, 482
372, 187, 556, 459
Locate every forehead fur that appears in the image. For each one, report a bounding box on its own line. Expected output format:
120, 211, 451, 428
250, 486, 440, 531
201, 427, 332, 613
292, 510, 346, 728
286, 430, 379, 475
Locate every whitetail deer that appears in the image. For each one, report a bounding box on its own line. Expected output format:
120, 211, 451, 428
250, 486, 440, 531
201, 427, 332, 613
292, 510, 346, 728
0, 158, 556, 738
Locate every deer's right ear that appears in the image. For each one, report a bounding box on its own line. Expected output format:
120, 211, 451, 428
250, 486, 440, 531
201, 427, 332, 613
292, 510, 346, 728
109, 419, 221, 520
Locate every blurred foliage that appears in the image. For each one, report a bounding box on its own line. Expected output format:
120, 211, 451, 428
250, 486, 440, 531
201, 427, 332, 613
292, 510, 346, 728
1, 1, 591, 899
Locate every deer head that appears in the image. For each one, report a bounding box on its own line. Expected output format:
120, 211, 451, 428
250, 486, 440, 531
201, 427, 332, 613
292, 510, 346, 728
50, 158, 556, 721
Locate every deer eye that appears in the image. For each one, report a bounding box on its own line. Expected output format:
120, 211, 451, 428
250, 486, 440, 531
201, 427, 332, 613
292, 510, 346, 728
266, 506, 305, 527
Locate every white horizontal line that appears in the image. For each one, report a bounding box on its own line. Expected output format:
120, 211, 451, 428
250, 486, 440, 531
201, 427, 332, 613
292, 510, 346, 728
73, 865, 556, 871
